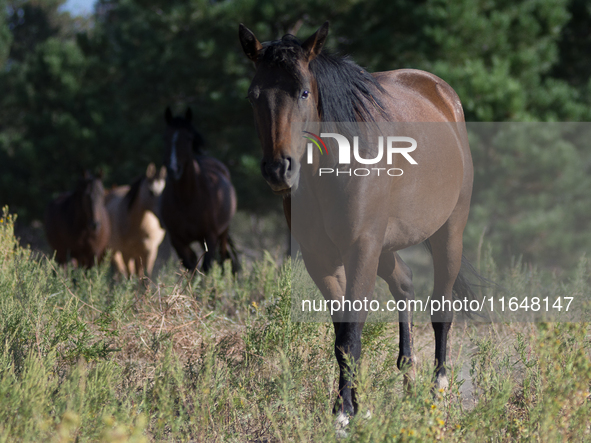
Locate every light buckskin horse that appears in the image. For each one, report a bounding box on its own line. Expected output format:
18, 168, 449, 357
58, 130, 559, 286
44, 171, 110, 268
239, 22, 476, 420
106, 163, 167, 278
160, 107, 239, 274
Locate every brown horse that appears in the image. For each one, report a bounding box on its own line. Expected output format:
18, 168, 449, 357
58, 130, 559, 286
106, 163, 167, 278
44, 171, 110, 268
160, 107, 239, 273
240, 22, 476, 419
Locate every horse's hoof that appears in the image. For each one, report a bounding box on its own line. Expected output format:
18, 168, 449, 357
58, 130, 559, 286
431, 374, 450, 398
435, 374, 449, 391
335, 412, 349, 438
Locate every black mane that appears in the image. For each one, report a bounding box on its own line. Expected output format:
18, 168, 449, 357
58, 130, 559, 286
125, 175, 143, 211
168, 116, 205, 154
260, 34, 387, 122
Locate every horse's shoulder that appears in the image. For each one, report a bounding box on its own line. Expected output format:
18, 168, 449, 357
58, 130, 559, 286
373, 69, 465, 123
196, 156, 232, 179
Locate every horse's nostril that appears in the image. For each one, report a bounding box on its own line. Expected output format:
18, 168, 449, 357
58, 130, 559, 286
260, 157, 294, 186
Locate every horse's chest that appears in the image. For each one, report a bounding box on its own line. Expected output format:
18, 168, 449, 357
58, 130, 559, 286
163, 205, 209, 241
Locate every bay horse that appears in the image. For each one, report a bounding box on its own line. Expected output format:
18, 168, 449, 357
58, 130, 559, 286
106, 163, 167, 278
44, 171, 110, 268
160, 107, 239, 274
239, 22, 476, 419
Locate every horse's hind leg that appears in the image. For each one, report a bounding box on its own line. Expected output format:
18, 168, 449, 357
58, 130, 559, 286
216, 229, 234, 274
377, 251, 415, 386
428, 219, 467, 390
219, 230, 240, 274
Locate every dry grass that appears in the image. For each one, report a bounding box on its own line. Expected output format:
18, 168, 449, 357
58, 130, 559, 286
2, 208, 591, 442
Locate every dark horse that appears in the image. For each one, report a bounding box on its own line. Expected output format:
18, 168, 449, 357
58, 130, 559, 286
240, 22, 475, 419
160, 108, 238, 273
44, 171, 110, 268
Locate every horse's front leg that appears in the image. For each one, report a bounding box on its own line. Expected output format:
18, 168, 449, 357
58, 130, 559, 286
112, 251, 129, 277
299, 247, 349, 411
334, 239, 382, 416
201, 235, 219, 274
169, 234, 197, 271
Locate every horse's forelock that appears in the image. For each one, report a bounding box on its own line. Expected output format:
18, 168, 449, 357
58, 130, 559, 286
260, 36, 307, 84
167, 116, 204, 154
257, 35, 386, 123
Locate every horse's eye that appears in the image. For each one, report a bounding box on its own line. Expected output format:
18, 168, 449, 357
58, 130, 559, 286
301, 90, 309, 100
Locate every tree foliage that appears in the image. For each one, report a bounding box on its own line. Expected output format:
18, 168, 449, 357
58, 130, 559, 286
1, 0, 591, 268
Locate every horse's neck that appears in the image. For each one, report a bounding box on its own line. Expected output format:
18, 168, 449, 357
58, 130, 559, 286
126, 193, 146, 225
127, 187, 158, 224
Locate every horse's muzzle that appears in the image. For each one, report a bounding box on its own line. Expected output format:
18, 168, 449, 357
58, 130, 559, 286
261, 157, 299, 195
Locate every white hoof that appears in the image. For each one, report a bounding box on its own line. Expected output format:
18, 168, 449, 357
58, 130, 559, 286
335, 412, 349, 438
335, 412, 350, 427
435, 374, 449, 391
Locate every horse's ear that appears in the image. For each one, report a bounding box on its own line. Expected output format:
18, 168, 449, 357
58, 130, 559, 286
302, 21, 329, 62
185, 107, 192, 123
159, 166, 167, 180
146, 163, 156, 178
165, 107, 173, 125
239, 23, 262, 62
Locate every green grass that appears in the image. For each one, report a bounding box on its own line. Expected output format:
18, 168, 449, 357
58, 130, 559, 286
1, 207, 591, 442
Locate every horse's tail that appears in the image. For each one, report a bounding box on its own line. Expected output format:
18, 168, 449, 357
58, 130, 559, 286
423, 239, 496, 318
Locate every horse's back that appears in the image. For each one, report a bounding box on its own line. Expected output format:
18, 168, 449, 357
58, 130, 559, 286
373, 68, 472, 186
105, 186, 129, 206
372, 69, 465, 124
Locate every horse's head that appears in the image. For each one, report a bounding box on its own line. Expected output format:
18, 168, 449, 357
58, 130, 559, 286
142, 162, 167, 212
164, 107, 205, 181
77, 171, 105, 233
239, 22, 329, 195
